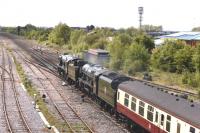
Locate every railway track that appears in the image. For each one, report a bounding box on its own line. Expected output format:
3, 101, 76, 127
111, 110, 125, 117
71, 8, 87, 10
26, 49, 130, 132
14, 49, 94, 133
30, 48, 57, 70
1, 47, 12, 132
66, 83, 130, 132
0, 47, 32, 133
15, 48, 130, 132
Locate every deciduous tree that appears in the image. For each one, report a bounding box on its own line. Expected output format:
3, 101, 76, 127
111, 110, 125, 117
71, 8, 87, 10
48, 23, 71, 45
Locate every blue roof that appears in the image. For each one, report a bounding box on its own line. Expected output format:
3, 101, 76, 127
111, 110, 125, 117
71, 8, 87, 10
160, 32, 200, 40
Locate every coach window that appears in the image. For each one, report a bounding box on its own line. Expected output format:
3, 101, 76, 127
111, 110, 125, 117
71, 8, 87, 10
124, 93, 129, 107
155, 111, 158, 123
190, 127, 195, 133
117, 92, 120, 100
139, 101, 145, 116
147, 105, 154, 122
177, 123, 181, 133
161, 114, 165, 126
131, 97, 137, 111
166, 115, 171, 132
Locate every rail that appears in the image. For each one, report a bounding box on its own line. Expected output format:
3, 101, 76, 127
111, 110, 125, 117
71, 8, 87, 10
15, 49, 94, 133
1, 47, 13, 133
1, 47, 33, 133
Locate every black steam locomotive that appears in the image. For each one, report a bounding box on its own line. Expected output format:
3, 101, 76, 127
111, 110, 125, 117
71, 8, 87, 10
57, 54, 131, 114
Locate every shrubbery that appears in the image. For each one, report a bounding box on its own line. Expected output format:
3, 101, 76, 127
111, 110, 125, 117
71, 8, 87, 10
151, 40, 200, 88
4, 23, 200, 89
151, 40, 194, 73
48, 23, 71, 45
108, 31, 151, 74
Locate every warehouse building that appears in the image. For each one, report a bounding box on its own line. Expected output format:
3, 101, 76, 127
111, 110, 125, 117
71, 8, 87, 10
159, 32, 200, 46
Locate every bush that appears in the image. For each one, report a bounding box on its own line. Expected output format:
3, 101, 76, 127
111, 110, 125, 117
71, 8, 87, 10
198, 90, 200, 99
72, 43, 89, 53
151, 40, 195, 73
126, 60, 146, 75
182, 71, 190, 84
175, 45, 194, 73
192, 45, 200, 72
188, 78, 198, 88
182, 72, 200, 88
134, 33, 155, 51
85, 33, 100, 45
48, 23, 71, 45
108, 37, 127, 70
118, 33, 133, 45
109, 59, 123, 70
123, 44, 150, 74
92, 38, 108, 49
70, 30, 85, 45
67, 45, 72, 50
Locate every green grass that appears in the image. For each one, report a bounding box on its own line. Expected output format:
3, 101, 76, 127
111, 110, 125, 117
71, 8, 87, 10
134, 69, 200, 100
149, 69, 198, 93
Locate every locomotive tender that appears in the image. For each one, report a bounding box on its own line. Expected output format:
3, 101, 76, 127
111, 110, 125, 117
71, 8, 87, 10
57, 54, 200, 133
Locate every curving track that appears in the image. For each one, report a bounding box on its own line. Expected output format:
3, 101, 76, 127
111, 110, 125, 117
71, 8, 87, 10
14, 49, 94, 133
0, 47, 32, 133
19, 48, 129, 132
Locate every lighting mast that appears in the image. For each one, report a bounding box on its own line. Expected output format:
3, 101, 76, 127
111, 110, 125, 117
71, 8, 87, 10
138, 6, 143, 30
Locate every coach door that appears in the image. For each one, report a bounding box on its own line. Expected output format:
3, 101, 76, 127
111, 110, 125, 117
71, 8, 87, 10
153, 110, 164, 133
177, 123, 181, 133
153, 111, 160, 133
158, 113, 165, 133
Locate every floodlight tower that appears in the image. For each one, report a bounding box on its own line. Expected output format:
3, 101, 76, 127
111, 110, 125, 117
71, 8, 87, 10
138, 6, 143, 30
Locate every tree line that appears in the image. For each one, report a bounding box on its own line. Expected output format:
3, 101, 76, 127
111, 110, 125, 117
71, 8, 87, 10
2, 23, 200, 93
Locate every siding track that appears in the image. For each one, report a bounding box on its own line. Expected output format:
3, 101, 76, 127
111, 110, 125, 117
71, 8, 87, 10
15, 49, 94, 133
0, 47, 32, 133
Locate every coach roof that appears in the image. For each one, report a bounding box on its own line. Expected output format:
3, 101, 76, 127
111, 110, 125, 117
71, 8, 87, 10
119, 80, 200, 128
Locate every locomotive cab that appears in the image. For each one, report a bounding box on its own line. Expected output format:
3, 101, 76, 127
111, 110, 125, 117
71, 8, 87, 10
98, 71, 131, 114
67, 58, 86, 85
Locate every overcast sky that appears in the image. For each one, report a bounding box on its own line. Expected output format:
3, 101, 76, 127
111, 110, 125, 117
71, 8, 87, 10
0, 0, 199, 31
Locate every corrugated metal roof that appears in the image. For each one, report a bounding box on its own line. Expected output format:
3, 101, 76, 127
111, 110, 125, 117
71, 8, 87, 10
160, 32, 200, 40
192, 34, 200, 40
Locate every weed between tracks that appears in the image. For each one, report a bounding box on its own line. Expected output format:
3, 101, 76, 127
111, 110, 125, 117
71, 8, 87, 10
12, 53, 69, 132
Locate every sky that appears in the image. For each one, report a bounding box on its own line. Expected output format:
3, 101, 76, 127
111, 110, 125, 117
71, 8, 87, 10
0, 0, 199, 31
